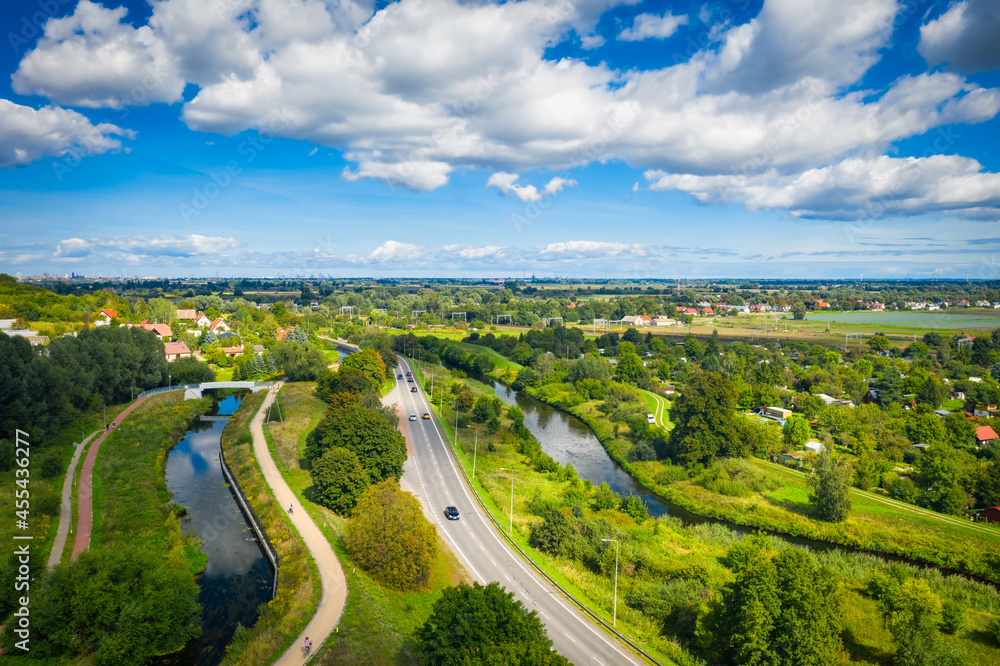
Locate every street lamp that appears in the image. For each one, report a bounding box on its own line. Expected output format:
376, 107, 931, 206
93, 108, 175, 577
498, 467, 516, 535
468, 424, 480, 477
600, 538, 619, 626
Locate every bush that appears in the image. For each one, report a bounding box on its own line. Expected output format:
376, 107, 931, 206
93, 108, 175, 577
39, 453, 62, 479
620, 494, 648, 522
939, 599, 965, 635
592, 482, 618, 510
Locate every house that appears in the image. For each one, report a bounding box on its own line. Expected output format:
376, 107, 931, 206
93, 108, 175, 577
96, 309, 118, 326
176, 309, 197, 320
210, 318, 230, 333
975, 426, 998, 448
934, 409, 951, 418
252, 344, 266, 355
652, 316, 678, 327
804, 440, 825, 454
0, 319, 16, 330
973, 405, 998, 418
863, 389, 881, 405
140, 323, 173, 339
978, 506, 1000, 523
219, 346, 244, 357
621, 315, 646, 327
218, 331, 240, 342
763, 406, 793, 421
194, 312, 213, 327
816, 300, 830, 308
702, 306, 714, 314
163, 341, 192, 362
638, 315, 652, 326
276, 327, 289, 341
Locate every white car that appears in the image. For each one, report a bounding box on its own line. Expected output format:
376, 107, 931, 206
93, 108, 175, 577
409, 414, 417, 421
647, 414, 656, 424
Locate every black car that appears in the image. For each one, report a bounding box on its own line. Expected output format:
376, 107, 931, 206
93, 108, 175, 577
407, 377, 414, 382
445, 506, 460, 520
410, 387, 418, 393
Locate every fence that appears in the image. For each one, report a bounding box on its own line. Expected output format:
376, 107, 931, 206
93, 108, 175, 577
219, 445, 280, 597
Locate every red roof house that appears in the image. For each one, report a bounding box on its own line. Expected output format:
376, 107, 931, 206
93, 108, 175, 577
141, 323, 173, 339
979, 506, 1000, 523
975, 426, 998, 447
163, 341, 191, 362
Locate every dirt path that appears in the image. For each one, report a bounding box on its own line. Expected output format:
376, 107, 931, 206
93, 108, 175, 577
48, 429, 101, 568
251, 382, 347, 664
71, 396, 148, 561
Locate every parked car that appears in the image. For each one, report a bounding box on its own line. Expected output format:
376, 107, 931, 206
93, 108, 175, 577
647, 413, 656, 424
408, 414, 417, 421
444, 506, 460, 520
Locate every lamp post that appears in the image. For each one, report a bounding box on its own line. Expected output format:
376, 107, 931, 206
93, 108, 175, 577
600, 538, 619, 626
468, 424, 480, 477
498, 467, 515, 535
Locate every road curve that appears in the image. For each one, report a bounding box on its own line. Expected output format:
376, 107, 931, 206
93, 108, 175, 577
393, 356, 647, 666
251, 381, 348, 664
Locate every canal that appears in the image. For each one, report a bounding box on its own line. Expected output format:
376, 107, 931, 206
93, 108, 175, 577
156, 393, 274, 666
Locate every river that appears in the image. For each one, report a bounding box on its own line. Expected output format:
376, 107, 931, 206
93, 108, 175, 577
156, 393, 274, 666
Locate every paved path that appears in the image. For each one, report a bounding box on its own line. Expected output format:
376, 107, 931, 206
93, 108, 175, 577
251, 382, 347, 665
71, 396, 148, 561
48, 429, 101, 568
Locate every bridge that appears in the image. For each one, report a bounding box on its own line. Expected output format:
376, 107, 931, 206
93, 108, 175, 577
137, 380, 273, 401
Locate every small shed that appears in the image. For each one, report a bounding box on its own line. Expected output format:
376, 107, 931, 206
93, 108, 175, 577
779, 452, 807, 467
978, 506, 1000, 524
804, 440, 825, 454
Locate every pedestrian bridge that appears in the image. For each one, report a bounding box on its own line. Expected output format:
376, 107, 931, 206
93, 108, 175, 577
137, 381, 273, 401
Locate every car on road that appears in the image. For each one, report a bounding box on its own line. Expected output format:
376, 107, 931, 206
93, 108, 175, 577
409, 413, 417, 421
406, 371, 411, 377
444, 506, 460, 520
410, 387, 418, 393
422, 413, 430, 419
398, 374, 403, 379
407, 377, 414, 382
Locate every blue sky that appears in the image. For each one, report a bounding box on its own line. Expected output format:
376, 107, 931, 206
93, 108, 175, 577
1, 0, 999, 279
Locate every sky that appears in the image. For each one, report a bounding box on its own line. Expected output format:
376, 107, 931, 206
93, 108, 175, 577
0, 0, 999, 279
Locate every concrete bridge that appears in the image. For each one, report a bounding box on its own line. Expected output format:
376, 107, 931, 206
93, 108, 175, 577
137, 380, 273, 401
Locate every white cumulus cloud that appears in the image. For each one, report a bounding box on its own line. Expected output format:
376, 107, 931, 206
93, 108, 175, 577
487, 172, 577, 202
919, 0, 1000, 74
0, 99, 133, 168
618, 12, 688, 42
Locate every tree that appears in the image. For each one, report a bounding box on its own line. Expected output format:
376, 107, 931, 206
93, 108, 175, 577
592, 482, 618, 510
869, 335, 891, 352
568, 355, 611, 385
345, 480, 438, 590
783, 414, 811, 447
884, 579, 961, 666
339, 348, 386, 386
167, 357, 216, 385
991, 362, 1000, 383
666, 371, 745, 462
270, 342, 327, 381
311, 446, 368, 514
614, 345, 645, 383
306, 404, 407, 483
415, 581, 568, 665
715, 538, 842, 666
620, 493, 648, 522
791, 301, 807, 320
809, 447, 853, 522
456, 388, 474, 411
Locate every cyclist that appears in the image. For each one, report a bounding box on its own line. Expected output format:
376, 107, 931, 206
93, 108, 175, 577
288, 501, 294, 514
303, 636, 312, 656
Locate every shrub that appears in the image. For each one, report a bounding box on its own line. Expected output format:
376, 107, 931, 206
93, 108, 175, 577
620, 494, 648, 522
592, 482, 618, 510
39, 453, 63, 479
939, 600, 966, 635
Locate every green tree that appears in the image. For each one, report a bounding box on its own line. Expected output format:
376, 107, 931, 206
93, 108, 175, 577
311, 446, 368, 514
306, 403, 407, 483
530, 510, 575, 556
791, 301, 807, 320
809, 447, 853, 522
415, 581, 568, 665
167, 356, 216, 385
345, 479, 438, 590
620, 493, 648, 522
456, 387, 474, 412
783, 414, 811, 447
340, 348, 387, 386
666, 371, 744, 462
592, 482, 618, 510
568, 354, 611, 385
884, 579, 961, 666
614, 342, 645, 383
270, 341, 327, 381
869, 335, 891, 352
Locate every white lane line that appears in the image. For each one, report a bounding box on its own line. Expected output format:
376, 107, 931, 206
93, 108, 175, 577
593, 659, 605, 665
401, 356, 642, 666
479, 544, 485, 551
490, 559, 497, 567
563, 632, 577, 644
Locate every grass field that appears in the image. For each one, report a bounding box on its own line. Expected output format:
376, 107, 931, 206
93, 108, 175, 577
262, 382, 470, 665
451, 340, 525, 372
91, 392, 210, 574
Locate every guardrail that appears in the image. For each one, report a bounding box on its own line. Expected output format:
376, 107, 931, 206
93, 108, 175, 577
220, 445, 280, 597
137, 381, 275, 400
136, 384, 200, 399
404, 355, 662, 666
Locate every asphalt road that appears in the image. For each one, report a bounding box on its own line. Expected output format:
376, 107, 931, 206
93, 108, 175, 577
393, 356, 646, 666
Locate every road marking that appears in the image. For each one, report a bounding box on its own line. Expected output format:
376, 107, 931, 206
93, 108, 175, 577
399, 357, 641, 665
564, 632, 577, 644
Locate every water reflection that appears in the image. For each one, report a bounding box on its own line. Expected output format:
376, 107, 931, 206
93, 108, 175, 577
156, 394, 272, 666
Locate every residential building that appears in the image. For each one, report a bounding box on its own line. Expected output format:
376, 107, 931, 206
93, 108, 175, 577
975, 426, 998, 448
164, 341, 192, 362
176, 309, 197, 320
978, 506, 1000, 523
210, 318, 230, 333
96, 309, 118, 326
